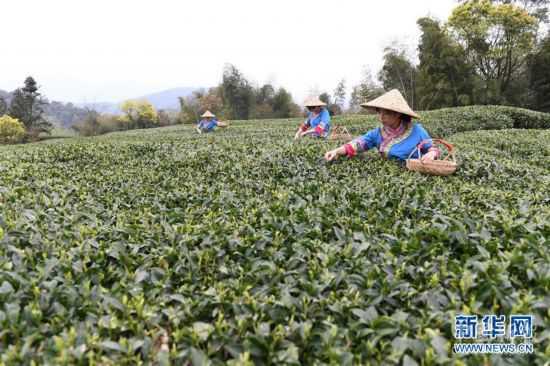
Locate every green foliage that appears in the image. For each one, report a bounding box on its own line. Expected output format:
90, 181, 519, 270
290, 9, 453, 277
71, 110, 102, 136
157, 110, 177, 127
349, 69, 385, 113
333, 79, 346, 112
369, 0, 547, 111
8, 76, 53, 137
378, 46, 417, 109
421, 105, 515, 137
253, 85, 301, 119
0, 115, 25, 144
178, 94, 202, 124
119, 100, 158, 129
483, 0, 549, 23
0, 106, 548, 364
255, 84, 276, 119
319, 92, 330, 106
0, 97, 7, 116
256, 84, 275, 106
271, 88, 300, 118
0, 88, 89, 128
498, 105, 550, 128
222, 64, 255, 120
316, 92, 342, 116
528, 33, 550, 112
71, 113, 130, 137
183, 69, 300, 121
44, 101, 89, 128
98, 114, 126, 134
420, 105, 550, 137
335, 104, 550, 137
416, 17, 479, 110
448, 0, 538, 103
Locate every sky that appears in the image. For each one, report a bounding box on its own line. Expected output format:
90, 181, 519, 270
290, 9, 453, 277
1, 0, 458, 104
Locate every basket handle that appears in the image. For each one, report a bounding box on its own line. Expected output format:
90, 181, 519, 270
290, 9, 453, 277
431, 139, 454, 153
408, 139, 456, 162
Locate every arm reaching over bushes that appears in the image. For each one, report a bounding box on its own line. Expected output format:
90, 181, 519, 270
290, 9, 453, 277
325, 89, 439, 162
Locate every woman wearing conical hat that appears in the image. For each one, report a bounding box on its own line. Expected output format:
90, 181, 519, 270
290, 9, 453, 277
324, 89, 439, 162
294, 96, 331, 139
196, 110, 228, 134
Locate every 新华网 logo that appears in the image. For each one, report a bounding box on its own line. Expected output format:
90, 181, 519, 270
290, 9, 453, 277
453, 314, 534, 354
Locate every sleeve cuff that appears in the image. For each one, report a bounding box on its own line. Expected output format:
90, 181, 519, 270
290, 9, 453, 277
300, 124, 308, 132
344, 143, 356, 157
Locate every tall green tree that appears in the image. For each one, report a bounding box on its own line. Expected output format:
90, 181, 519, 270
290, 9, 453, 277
378, 46, 417, 108
349, 68, 385, 112
254, 84, 276, 118
0, 97, 7, 116
271, 87, 299, 118
333, 79, 346, 112
527, 33, 550, 111
43, 101, 89, 128
119, 100, 158, 129
221, 64, 255, 120
199, 88, 224, 116
318, 92, 341, 115
448, 0, 538, 103
178, 95, 200, 124
416, 17, 479, 109
316, 91, 344, 116
319, 93, 331, 105
467, 0, 550, 23
72, 109, 101, 136
8, 76, 52, 137
256, 84, 275, 106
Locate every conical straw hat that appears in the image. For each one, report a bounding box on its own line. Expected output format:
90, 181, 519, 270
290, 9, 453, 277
304, 96, 327, 107
361, 89, 419, 119
201, 110, 215, 118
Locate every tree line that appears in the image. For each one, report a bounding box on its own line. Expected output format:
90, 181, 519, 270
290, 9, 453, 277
2, 0, 549, 143
70, 100, 179, 136
181, 0, 550, 121
0, 77, 53, 143
358, 0, 550, 112
178, 64, 302, 124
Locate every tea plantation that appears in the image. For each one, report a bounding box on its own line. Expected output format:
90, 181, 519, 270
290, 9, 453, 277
0, 106, 548, 365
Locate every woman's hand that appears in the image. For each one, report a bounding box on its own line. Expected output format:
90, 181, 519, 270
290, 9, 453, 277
294, 130, 302, 140
324, 149, 340, 162
421, 150, 438, 161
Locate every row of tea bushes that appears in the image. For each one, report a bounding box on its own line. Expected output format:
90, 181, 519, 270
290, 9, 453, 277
331, 105, 550, 139
0, 117, 548, 364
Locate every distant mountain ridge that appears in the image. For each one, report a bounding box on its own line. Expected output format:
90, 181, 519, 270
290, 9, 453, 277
137, 87, 198, 110
77, 87, 199, 114
0, 88, 89, 128
0, 89, 10, 101
0, 86, 200, 126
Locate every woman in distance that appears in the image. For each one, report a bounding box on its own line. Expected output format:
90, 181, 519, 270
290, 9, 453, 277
196, 110, 228, 134
294, 97, 331, 139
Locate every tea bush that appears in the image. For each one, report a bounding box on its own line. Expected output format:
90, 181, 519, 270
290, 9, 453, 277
0, 115, 26, 144
0, 107, 548, 365
334, 105, 550, 138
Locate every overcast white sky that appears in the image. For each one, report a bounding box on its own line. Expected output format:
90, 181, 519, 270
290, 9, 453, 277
2, 0, 457, 104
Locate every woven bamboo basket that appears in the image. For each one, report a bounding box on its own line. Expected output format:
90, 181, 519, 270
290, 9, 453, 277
328, 126, 352, 142
406, 139, 457, 176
